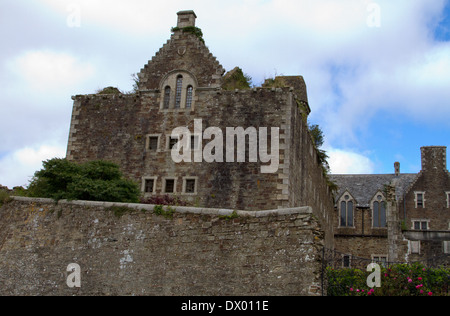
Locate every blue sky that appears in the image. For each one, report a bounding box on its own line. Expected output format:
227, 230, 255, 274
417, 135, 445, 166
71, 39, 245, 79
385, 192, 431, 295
0, 0, 449, 188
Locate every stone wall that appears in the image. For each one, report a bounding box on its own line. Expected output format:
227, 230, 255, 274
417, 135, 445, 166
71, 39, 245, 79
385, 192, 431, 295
0, 197, 325, 296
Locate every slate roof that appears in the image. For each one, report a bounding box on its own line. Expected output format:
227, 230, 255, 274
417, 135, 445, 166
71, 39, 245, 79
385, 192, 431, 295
329, 173, 419, 207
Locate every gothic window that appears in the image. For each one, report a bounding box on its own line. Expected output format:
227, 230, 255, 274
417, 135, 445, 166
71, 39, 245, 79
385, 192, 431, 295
340, 195, 354, 227
163, 86, 171, 109
175, 75, 183, 108
186, 85, 193, 108
373, 195, 386, 228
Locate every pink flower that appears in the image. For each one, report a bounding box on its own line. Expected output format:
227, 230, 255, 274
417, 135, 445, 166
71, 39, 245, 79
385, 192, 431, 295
356, 289, 360, 292
420, 290, 424, 294
350, 288, 353, 292
408, 279, 413, 283
428, 292, 433, 296
416, 284, 423, 289
368, 291, 372, 296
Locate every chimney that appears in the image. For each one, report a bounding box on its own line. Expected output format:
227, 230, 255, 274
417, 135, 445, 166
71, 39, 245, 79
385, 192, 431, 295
177, 10, 197, 28
421, 146, 447, 173
394, 162, 400, 176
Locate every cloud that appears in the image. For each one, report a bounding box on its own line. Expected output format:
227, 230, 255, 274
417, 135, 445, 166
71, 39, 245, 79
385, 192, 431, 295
327, 147, 375, 174
0, 145, 66, 188
6, 50, 95, 93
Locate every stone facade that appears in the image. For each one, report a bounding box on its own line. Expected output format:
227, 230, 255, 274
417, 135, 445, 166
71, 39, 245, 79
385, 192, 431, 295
0, 197, 324, 296
66, 11, 335, 246
330, 146, 450, 265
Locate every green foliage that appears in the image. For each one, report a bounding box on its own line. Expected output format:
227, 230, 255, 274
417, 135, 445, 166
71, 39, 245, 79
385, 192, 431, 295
222, 67, 252, 91
153, 205, 176, 219
219, 210, 239, 221
131, 73, 140, 93
171, 26, 205, 43
327, 263, 450, 296
27, 158, 140, 203
0, 189, 12, 207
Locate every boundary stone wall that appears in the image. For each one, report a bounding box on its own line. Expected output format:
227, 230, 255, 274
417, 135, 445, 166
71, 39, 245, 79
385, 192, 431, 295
0, 197, 325, 296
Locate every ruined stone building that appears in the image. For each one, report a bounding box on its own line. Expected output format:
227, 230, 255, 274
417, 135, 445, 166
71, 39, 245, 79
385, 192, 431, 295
330, 146, 450, 265
66, 11, 335, 246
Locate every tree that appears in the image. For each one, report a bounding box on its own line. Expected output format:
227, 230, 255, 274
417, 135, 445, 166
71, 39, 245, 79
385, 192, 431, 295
27, 158, 140, 203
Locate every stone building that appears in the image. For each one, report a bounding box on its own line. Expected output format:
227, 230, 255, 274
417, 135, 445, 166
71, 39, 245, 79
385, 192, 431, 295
330, 146, 450, 266
66, 11, 335, 245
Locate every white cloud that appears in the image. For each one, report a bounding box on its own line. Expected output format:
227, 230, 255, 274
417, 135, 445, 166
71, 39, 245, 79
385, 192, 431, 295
0, 145, 66, 188
7, 50, 95, 92
327, 148, 375, 174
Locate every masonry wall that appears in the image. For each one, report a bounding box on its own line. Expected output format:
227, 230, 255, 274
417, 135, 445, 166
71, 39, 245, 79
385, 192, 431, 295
0, 197, 325, 296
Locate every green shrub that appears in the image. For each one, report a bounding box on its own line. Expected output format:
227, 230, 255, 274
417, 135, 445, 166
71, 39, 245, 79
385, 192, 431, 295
0, 190, 12, 207
27, 158, 140, 203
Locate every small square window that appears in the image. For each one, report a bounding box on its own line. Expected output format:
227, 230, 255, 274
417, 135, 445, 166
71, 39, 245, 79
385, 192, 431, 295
164, 179, 175, 194
342, 255, 351, 268
144, 179, 155, 193
148, 137, 159, 151
185, 179, 196, 194
169, 137, 179, 150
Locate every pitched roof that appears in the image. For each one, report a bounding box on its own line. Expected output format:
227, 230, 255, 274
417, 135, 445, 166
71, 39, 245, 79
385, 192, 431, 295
329, 173, 418, 207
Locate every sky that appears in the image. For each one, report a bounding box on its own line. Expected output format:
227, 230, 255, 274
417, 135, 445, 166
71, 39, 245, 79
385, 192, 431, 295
0, 0, 449, 188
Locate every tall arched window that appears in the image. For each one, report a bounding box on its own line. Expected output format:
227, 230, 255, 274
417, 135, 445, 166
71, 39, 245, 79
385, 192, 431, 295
163, 86, 171, 109
373, 195, 386, 227
340, 195, 354, 227
175, 75, 183, 108
186, 85, 193, 108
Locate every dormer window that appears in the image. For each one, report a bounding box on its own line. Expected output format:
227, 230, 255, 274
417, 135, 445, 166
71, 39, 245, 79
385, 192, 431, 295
339, 193, 354, 228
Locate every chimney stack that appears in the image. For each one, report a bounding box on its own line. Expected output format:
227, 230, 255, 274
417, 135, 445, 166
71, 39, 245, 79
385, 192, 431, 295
177, 10, 197, 28
394, 162, 400, 176
421, 146, 447, 173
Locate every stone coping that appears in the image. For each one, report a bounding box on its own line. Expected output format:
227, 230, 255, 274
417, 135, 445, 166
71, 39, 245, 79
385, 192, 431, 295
10, 196, 312, 218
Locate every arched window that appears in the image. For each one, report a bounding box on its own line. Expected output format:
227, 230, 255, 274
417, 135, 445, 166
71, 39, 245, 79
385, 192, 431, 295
163, 86, 171, 109
175, 75, 183, 108
340, 195, 354, 227
186, 85, 193, 108
373, 195, 386, 227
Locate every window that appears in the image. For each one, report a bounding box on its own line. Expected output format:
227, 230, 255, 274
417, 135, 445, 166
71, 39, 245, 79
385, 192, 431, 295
413, 220, 429, 230
144, 179, 155, 194
340, 195, 354, 227
372, 255, 388, 267
141, 177, 157, 195
163, 86, 171, 109
410, 241, 420, 254
186, 86, 193, 108
444, 241, 450, 254
446, 192, 450, 208
373, 195, 386, 228
167, 136, 179, 151
164, 179, 176, 194
148, 136, 159, 151
175, 75, 183, 108
342, 255, 351, 268
415, 192, 425, 208
191, 135, 200, 150
185, 179, 196, 194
